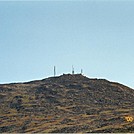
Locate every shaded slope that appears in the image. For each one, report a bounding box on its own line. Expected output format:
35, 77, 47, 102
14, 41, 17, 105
0, 74, 134, 133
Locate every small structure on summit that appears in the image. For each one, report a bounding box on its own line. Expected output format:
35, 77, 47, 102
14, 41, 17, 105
81, 69, 83, 75
72, 66, 74, 75
54, 66, 56, 77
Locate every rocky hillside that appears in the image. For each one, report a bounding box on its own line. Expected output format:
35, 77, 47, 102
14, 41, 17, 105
0, 74, 134, 133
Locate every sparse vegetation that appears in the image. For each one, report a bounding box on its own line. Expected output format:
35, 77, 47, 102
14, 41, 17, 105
0, 74, 134, 133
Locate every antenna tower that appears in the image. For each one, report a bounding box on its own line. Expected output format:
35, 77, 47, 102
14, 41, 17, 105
81, 69, 83, 74
54, 66, 56, 77
72, 65, 74, 74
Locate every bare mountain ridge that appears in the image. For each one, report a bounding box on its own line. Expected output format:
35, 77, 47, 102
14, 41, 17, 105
0, 74, 134, 133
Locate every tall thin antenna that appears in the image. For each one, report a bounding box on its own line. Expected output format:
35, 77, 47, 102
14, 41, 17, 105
54, 66, 56, 77
81, 69, 83, 75
72, 65, 74, 74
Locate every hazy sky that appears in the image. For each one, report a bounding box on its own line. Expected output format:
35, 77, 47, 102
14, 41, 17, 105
0, 1, 134, 88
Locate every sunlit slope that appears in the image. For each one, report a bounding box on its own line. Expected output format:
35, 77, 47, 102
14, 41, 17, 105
0, 74, 134, 133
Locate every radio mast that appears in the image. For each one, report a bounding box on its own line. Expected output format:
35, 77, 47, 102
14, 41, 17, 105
54, 66, 56, 77
72, 65, 74, 74
81, 69, 83, 75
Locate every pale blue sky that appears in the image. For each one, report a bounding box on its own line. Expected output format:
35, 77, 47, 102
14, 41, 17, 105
0, 1, 134, 88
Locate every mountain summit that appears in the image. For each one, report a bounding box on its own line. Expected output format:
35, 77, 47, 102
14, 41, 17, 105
0, 74, 134, 133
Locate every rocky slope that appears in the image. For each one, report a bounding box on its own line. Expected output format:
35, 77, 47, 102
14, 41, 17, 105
0, 74, 134, 133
